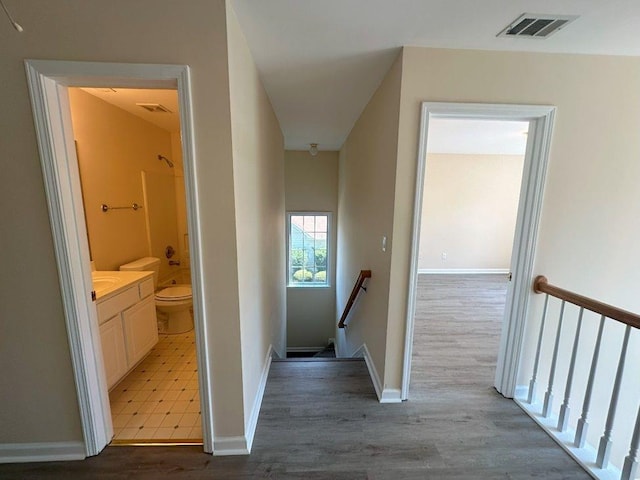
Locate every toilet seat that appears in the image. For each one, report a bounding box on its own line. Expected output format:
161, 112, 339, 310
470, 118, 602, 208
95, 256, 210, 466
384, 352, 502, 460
155, 285, 192, 302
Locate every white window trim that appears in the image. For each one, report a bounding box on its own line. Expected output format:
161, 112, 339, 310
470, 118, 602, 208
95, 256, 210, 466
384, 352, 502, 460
286, 212, 332, 288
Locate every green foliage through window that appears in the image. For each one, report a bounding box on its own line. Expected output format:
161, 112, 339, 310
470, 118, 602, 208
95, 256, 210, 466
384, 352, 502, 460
288, 214, 329, 286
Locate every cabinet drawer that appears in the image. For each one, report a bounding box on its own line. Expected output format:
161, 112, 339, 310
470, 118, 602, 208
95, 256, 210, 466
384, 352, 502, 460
139, 277, 154, 299
97, 286, 138, 324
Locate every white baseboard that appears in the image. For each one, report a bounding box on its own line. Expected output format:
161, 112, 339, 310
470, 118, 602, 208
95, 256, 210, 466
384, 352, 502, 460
212, 436, 249, 456
418, 268, 510, 275
356, 344, 402, 404
380, 388, 402, 403
213, 346, 273, 456
0, 441, 85, 463
245, 345, 273, 453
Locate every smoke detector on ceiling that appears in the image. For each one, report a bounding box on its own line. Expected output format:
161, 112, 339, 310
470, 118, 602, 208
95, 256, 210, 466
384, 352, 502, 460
136, 103, 172, 113
498, 13, 578, 39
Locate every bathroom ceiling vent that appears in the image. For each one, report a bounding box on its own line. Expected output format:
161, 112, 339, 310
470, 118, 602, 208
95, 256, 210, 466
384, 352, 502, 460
136, 103, 172, 113
498, 13, 578, 39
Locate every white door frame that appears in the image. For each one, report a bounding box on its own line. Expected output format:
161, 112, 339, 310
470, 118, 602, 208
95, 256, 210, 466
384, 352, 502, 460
24, 60, 214, 455
401, 102, 556, 400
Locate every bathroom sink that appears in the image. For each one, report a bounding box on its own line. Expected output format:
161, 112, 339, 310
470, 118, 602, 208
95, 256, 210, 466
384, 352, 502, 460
91, 270, 153, 301
92, 275, 121, 296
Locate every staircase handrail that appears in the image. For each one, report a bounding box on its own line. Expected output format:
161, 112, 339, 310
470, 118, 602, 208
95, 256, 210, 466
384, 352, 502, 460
338, 270, 371, 328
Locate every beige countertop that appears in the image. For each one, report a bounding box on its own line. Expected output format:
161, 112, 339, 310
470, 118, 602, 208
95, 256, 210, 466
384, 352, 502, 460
92, 270, 153, 301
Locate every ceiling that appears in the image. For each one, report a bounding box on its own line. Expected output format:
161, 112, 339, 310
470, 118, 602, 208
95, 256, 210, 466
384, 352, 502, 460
427, 119, 529, 155
231, 0, 640, 151
81, 88, 180, 132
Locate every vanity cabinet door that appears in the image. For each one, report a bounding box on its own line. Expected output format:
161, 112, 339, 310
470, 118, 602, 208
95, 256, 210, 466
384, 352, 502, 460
99, 315, 128, 390
122, 295, 158, 367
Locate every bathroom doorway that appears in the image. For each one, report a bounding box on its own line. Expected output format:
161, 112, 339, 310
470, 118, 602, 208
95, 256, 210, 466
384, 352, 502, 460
67, 87, 202, 444
24, 61, 213, 456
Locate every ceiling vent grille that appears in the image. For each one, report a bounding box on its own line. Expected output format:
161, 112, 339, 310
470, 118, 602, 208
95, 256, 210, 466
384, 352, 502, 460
136, 103, 172, 113
498, 14, 578, 39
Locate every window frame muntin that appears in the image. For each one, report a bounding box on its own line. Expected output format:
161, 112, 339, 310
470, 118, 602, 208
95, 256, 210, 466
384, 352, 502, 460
286, 211, 332, 288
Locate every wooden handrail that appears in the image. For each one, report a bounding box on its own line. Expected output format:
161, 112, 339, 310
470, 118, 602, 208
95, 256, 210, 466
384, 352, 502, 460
533, 275, 640, 329
338, 270, 371, 328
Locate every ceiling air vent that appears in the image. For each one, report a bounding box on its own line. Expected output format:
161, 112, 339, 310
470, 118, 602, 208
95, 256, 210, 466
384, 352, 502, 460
498, 13, 578, 39
136, 103, 172, 113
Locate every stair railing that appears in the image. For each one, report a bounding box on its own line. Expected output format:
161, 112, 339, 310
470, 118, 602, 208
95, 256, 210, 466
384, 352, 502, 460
524, 275, 640, 480
338, 270, 371, 328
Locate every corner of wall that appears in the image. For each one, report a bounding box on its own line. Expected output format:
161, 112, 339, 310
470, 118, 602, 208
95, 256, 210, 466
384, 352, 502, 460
356, 344, 402, 404
244, 345, 273, 452
212, 436, 250, 456
213, 344, 273, 456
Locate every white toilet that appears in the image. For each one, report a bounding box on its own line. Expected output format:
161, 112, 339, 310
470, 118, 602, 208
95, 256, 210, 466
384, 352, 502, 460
120, 257, 193, 334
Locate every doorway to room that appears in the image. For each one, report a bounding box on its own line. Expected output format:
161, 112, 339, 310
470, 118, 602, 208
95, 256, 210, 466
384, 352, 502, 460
25, 60, 213, 456
409, 117, 528, 397
68, 86, 202, 444
401, 102, 556, 401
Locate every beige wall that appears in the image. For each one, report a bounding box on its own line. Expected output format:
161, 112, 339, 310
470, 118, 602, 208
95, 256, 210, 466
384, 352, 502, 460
0, 0, 252, 448
418, 153, 524, 271
386, 47, 640, 466
68, 88, 177, 276
285, 150, 339, 348
336, 52, 403, 384
226, 5, 286, 431
339, 48, 640, 454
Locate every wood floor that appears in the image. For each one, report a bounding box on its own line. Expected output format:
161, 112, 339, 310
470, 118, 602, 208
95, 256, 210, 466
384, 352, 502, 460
0, 275, 589, 479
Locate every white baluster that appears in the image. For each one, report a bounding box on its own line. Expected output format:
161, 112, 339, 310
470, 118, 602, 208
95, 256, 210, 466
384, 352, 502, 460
528, 294, 550, 404
543, 300, 566, 418
558, 307, 584, 432
575, 315, 606, 448
621, 402, 640, 480
596, 325, 632, 469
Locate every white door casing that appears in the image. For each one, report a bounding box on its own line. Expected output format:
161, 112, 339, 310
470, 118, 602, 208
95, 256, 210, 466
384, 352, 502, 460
401, 102, 556, 400
24, 60, 213, 455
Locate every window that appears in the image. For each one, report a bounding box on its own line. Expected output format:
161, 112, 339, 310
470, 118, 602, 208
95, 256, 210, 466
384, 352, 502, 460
287, 213, 330, 287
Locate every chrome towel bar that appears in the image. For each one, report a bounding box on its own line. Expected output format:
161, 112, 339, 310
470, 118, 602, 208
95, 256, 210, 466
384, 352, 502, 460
101, 203, 143, 212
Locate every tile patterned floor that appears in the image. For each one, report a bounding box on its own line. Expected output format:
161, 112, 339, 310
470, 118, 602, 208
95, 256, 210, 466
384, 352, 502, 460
109, 331, 202, 442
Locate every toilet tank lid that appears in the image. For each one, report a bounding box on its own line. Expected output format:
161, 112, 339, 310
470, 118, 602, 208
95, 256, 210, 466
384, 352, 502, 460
120, 257, 161, 271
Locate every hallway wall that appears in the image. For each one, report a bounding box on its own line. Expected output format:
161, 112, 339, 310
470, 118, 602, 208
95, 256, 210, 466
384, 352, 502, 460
338, 46, 640, 432
285, 150, 339, 350
226, 4, 286, 444
390, 47, 640, 467
0, 0, 277, 455
336, 52, 403, 398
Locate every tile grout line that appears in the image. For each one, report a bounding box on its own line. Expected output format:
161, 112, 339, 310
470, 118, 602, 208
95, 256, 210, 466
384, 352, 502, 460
109, 331, 202, 442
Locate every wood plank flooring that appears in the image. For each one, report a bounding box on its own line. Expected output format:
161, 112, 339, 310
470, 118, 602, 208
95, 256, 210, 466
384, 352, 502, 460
0, 274, 590, 479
